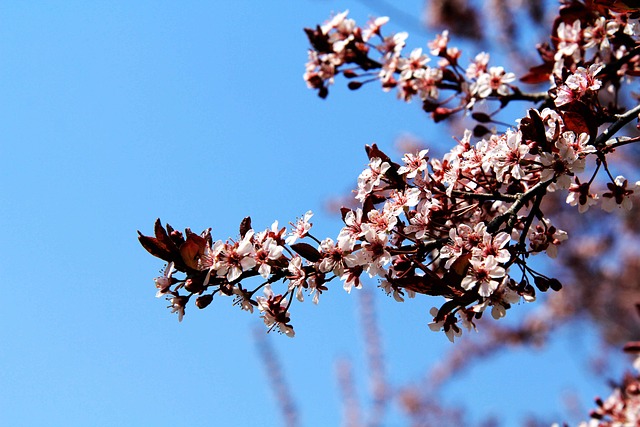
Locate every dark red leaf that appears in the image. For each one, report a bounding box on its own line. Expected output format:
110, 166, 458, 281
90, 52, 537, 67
290, 242, 322, 262
365, 143, 391, 163
180, 231, 208, 270
240, 216, 252, 238
138, 232, 174, 263
340, 207, 351, 222
623, 341, 640, 353
520, 63, 553, 84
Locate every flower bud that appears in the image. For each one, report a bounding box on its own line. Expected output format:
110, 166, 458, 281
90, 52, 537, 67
533, 275, 550, 292
623, 341, 640, 353
473, 124, 490, 137
196, 294, 213, 309
432, 107, 453, 122
471, 112, 492, 123
343, 69, 358, 78
548, 278, 562, 291
184, 278, 204, 294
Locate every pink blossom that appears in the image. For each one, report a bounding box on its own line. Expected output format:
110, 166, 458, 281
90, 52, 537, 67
405, 200, 438, 241
583, 17, 619, 52
461, 255, 506, 297
555, 20, 582, 61
379, 279, 412, 302
397, 47, 430, 80
364, 207, 398, 235
256, 285, 295, 337
397, 149, 429, 178
337, 208, 365, 250
232, 286, 254, 313
340, 266, 364, 293
254, 237, 284, 279
414, 66, 442, 100
528, 219, 568, 258
566, 64, 604, 93
285, 210, 313, 245
154, 261, 175, 298
600, 175, 640, 212
466, 52, 489, 79
472, 231, 511, 263
377, 32, 408, 57
318, 237, 358, 276
168, 295, 189, 322
386, 188, 421, 215
494, 130, 530, 181
356, 157, 391, 202
428, 30, 449, 56
473, 66, 515, 98
566, 178, 599, 213
359, 229, 392, 278
212, 231, 257, 282
362, 16, 389, 41
287, 256, 307, 302
554, 84, 576, 106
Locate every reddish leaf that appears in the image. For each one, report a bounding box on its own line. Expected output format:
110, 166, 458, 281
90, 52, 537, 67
588, 0, 639, 13
623, 341, 640, 353
240, 216, 252, 238
138, 219, 182, 263
290, 242, 322, 262
362, 194, 386, 218
153, 219, 181, 257
137, 232, 174, 263
304, 26, 331, 53
340, 207, 351, 222
365, 143, 391, 163
180, 231, 208, 270
563, 102, 597, 139
520, 63, 553, 84
394, 270, 449, 297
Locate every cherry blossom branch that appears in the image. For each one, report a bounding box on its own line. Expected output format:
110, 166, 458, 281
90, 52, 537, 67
499, 88, 550, 105
597, 103, 640, 148
140, 3, 640, 342
487, 180, 550, 234
450, 190, 519, 202
605, 135, 640, 149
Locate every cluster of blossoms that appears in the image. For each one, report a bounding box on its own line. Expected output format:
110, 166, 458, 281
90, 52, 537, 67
303, 10, 527, 121
304, 3, 640, 127
579, 371, 640, 426
568, 324, 640, 426
140, 1, 640, 340
139, 100, 639, 340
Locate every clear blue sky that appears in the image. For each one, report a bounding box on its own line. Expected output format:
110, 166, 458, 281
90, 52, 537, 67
0, 1, 626, 426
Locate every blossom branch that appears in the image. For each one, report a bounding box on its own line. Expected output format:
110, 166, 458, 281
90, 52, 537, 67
597, 103, 640, 148
140, 3, 640, 341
